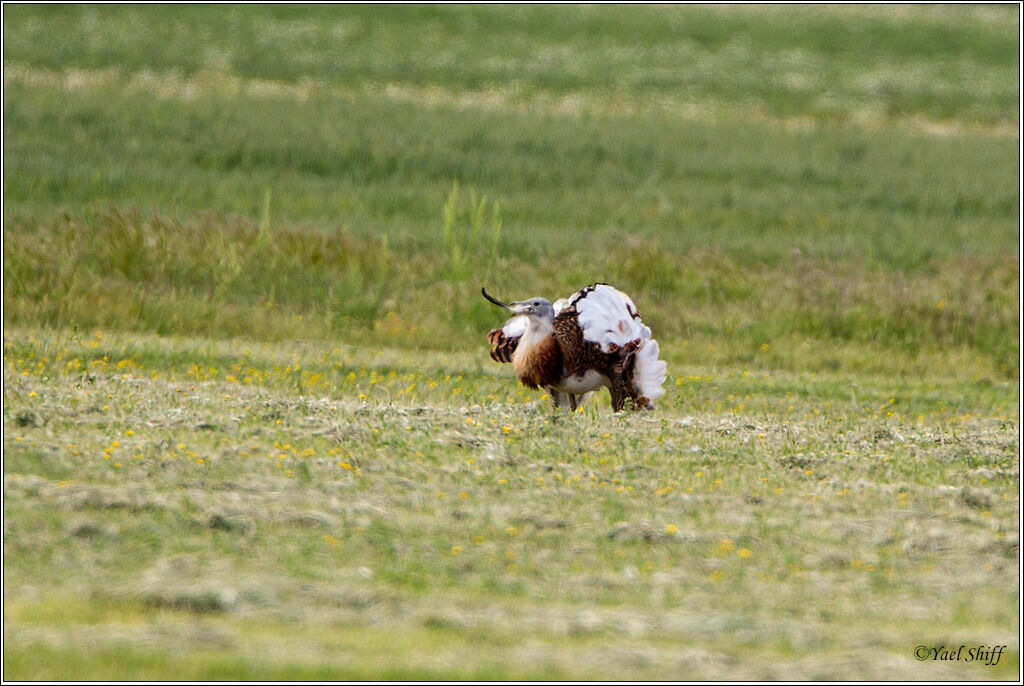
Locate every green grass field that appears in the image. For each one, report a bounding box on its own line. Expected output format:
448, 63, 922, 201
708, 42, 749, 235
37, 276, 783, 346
3, 4, 1020, 680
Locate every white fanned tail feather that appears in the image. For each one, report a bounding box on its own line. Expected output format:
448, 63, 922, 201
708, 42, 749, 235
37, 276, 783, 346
572, 284, 667, 405
633, 339, 667, 404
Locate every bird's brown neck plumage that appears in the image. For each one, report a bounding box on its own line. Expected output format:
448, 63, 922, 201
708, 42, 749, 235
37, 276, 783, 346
512, 321, 562, 389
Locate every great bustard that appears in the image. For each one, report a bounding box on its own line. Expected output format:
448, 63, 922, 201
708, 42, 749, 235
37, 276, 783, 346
483, 283, 668, 411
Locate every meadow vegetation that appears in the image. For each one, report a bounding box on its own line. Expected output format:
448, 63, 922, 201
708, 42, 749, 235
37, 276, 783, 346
3, 4, 1019, 680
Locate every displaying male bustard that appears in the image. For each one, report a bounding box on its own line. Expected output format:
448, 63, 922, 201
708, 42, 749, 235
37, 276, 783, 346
483, 283, 667, 411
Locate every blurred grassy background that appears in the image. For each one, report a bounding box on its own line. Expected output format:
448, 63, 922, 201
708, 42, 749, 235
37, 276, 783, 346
3, 4, 1019, 379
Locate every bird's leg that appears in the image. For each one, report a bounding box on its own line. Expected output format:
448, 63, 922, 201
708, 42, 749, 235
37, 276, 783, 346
619, 353, 642, 409
609, 375, 627, 412
549, 390, 580, 412
548, 387, 564, 409
607, 357, 629, 412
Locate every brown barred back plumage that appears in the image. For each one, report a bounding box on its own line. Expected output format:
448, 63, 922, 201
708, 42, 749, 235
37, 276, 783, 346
552, 304, 646, 410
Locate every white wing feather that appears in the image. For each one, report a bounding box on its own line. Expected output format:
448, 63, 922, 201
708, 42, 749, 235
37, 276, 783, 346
500, 314, 529, 339
573, 284, 651, 353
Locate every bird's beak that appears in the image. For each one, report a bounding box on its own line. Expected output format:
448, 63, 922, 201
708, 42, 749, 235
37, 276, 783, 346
481, 287, 512, 310
508, 301, 531, 315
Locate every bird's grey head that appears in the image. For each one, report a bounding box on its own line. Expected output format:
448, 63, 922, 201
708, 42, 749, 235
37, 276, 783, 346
510, 297, 554, 323
481, 287, 554, 324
